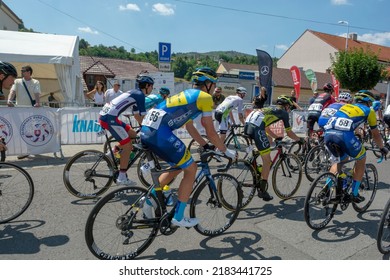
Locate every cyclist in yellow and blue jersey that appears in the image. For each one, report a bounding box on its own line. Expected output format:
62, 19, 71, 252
323, 90, 388, 203
140, 67, 237, 227
244, 95, 304, 201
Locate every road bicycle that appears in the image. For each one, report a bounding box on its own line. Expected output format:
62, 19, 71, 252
85, 145, 242, 259
0, 162, 34, 224
227, 140, 302, 209
188, 124, 250, 161
63, 128, 168, 198
304, 147, 381, 230
377, 197, 390, 254
288, 128, 324, 164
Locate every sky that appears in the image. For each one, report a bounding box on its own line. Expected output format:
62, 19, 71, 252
5, 0, 390, 57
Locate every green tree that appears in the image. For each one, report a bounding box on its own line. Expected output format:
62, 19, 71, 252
331, 48, 386, 92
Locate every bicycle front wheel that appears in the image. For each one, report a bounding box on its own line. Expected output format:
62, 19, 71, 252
85, 186, 161, 260
63, 150, 115, 198
227, 159, 256, 209
226, 134, 250, 159
191, 173, 241, 236
352, 163, 378, 213
0, 163, 34, 224
304, 144, 332, 182
272, 153, 302, 199
377, 199, 390, 254
188, 135, 209, 162
304, 172, 338, 230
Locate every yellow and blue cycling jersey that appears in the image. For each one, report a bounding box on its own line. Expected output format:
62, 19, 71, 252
323, 103, 377, 131
323, 103, 378, 160
140, 89, 213, 168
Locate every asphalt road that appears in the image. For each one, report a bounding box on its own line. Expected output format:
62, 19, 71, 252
1, 143, 389, 261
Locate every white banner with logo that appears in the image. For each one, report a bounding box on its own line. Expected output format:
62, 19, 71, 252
291, 110, 308, 134
0, 107, 61, 155
60, 107, 104, 144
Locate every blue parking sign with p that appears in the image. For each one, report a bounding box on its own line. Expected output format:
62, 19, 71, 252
159, 42, 171, 62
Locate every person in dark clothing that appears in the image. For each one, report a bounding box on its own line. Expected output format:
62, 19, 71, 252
253, 86, 267, 109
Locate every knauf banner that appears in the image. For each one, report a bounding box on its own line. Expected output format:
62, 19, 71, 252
60, 107, 104, 144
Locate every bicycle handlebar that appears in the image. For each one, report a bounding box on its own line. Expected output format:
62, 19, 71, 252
200, 149, 233, 172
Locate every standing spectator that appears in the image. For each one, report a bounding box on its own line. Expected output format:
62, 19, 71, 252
212, 86, 225, 108
7, 65, 41, 159
308, 92, 318, 105
7, 65, 41, 107
105, 80, 123, 103
86, 80, 105, 107
48, 92, 60, 108
290, 89, 303, 110
253, 86, 267, 109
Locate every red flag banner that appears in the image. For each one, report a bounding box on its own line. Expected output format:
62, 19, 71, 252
331, 73, 340, 98
290, 65, 301, 100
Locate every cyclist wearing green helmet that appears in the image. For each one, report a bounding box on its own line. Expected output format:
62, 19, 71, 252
140, 67, 236, 227
323, 90, 388, 203
244, 95, 304, 201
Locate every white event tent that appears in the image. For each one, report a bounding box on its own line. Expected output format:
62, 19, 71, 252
0, 30, 84, 105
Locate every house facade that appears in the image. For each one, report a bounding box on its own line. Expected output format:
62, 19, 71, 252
0, 1, 23, 31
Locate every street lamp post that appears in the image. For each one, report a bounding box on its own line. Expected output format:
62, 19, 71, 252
338, 20, 350, 51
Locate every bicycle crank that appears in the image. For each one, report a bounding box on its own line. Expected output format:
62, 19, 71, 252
159, 213, 178, 236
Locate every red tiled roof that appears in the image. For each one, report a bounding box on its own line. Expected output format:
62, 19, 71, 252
310, 30, 390, 62
80, 56, 158, 79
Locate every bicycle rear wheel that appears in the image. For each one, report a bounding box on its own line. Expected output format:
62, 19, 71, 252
352, 163, 378, 213
304, 172, 338, 230
377, 199, 390, 254
304, 144, 332, 182
272, 153, 302, 199
63, 150, 115, 198
226, 159, 256, 209
0, 163, 34, 224
85, 186, 161, 260
288, 141, 305, 164
191, 173, 241, 236
226, 134, 250, 159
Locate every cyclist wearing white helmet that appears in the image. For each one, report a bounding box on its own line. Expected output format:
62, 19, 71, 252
338, 92, 352, 104
214, 86, 246, 142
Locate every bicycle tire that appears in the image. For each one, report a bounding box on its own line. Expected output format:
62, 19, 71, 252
190, 173, 241, 236
103, 135, 115, 153
304, 144, 332, 182
136, 151, 175, 188
188, 135, 210, 162
377, 198, 390, 254
63, 150, 115, 198
272, 153, 302, 199
370, 138, 383, 159
225, 134, 250, 159
304, 172, 338, 230
352, 163, 378, 213
85, 186, 161, 260
226, 159, 256, 209
288, 141, 305, 164
0, 162, 34, 224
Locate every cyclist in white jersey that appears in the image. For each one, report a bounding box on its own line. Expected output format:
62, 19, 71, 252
214, 86, 246, 142
99, 74, 154, 186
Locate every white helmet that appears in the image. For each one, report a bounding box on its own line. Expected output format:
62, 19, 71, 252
338, 92, 352, 103
236, 86, 247, 95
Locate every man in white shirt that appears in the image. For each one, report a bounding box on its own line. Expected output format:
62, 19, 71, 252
7, 65, 41, 107
104, 81, 123, 103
